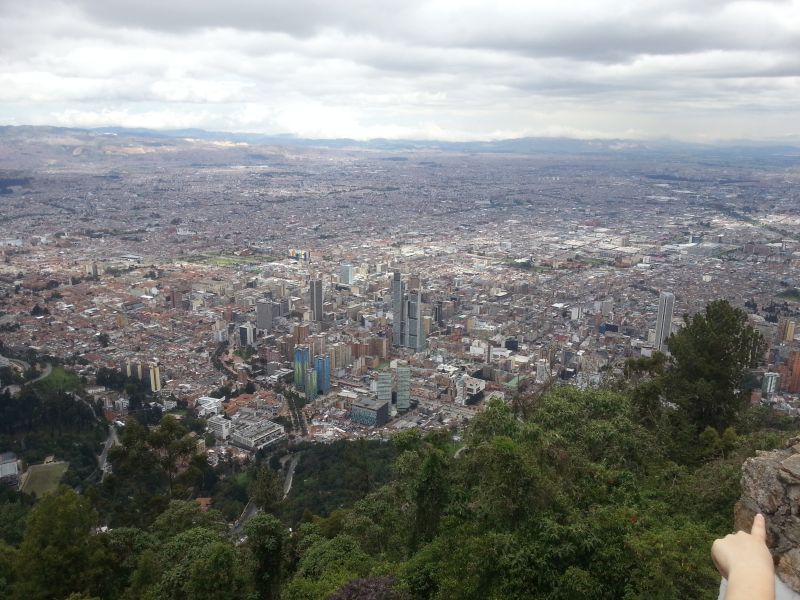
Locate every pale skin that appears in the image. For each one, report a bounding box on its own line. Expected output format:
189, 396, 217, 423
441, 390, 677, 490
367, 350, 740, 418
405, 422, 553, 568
712, 513, 775, 600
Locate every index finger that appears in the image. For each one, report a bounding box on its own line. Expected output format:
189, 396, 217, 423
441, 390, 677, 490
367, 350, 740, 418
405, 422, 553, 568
751, 513, 767, 542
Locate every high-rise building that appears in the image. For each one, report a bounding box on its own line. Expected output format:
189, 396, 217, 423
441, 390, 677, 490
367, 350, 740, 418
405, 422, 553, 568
783, 320, 797, 343
655, 292, 675, 352
762, 372, 780, 397
391, 272, 405, 347
536, 359, 549, 384
396, 363, 410, 411
340, 263, 354, 285
310, 279, 323, 322
256, 299, 274, 331
315, 354, 331, 395
406, 290, 425, 352
391, 272, 426, 352
239, 322, 256, 347
309, 333, 326, 357
788, 351, 800, 394
294, 323, 310, 344
148, 361, 162, 392
377, 370, 392, 405
304, 370, 318, 401
294, 345, 311, 389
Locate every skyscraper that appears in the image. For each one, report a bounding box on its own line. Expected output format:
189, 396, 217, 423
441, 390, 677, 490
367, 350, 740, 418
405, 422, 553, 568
239, 322, 256, 347
406, 290, 425, 352
340, 263, 354, 285
149, 361, 162, 392
762, 372, 779, 397
315, 354, 331, 394
655, 291, 675, 352
294, 345, 310, 390
304, 369, 318, 401
391, 272, 426, 352
783, 320, 797, 343
377, 370, 392, 405
391, 271, 405, 347
396, 363, 410, 411
310, 279, 323, 322
256, 299, 274, 331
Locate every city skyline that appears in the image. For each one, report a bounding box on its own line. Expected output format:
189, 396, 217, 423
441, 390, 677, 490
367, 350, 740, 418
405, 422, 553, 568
1, 0, 799, 142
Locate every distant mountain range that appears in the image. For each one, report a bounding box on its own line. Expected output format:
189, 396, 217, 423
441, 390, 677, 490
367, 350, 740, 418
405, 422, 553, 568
2, 124, 800, 159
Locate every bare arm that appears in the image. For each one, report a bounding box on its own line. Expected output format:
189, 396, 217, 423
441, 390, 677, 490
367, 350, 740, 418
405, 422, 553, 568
712, 513, 775, 600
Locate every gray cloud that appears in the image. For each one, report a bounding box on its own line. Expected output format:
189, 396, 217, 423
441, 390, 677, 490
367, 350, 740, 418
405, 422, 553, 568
0, 0, 798, 140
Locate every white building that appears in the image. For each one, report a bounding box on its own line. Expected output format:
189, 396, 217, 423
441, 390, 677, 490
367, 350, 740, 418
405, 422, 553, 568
230, 421, 286, 450
207, 414, 232, 439
762, 372, 780, 398
196, 396, 223, 417
536, 359, 550, 384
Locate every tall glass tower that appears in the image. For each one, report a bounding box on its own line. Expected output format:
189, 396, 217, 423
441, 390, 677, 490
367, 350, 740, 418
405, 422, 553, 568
310, 279, 323, 322
294, 345, 310, 389
655, 291, 675, 352
391, 271, 405, 347
315, 354, 331, 394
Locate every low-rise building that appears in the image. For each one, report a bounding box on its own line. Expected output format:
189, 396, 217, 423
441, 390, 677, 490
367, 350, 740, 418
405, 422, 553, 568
207, 414, 231, 439
230, 421, 286, 450
0, 452, 19, 486
351, 398, 389, 427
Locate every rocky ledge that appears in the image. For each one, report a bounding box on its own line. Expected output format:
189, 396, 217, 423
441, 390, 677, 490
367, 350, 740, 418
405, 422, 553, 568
736, 437, 800, 592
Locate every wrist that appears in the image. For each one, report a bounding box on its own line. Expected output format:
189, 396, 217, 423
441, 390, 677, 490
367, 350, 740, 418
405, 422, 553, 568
726, 566, 774, 600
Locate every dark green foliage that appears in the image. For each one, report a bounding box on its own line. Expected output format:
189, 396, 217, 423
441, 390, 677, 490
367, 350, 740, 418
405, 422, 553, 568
281, 439, 396, 524
85, 527, 157, 600
92, 417, 201, 528
149, 500, 227, 541
0, 488, 32, 545
133, 527, 252, 600
665, 299, 766, 431
248, 464, 282, 513
328, 577, 406, 600
0, 374, 105, 482
244, 513, 288, 600
410, 450, 449, 549
12, 487, 95, 600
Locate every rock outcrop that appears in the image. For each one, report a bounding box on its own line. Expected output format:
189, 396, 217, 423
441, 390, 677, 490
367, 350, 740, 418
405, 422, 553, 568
736, 438, 800, 592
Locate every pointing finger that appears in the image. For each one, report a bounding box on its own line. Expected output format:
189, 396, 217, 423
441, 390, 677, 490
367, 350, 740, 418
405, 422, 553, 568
751, 513, 767, 543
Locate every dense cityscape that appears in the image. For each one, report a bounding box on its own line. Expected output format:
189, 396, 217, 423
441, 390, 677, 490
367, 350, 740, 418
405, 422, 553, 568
1, 127, 799, 464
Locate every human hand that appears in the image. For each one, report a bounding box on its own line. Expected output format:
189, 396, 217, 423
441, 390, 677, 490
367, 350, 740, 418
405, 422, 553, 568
712, 513, 774, 600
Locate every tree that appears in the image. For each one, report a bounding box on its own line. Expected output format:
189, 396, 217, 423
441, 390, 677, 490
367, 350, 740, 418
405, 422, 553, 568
244, 513, 288, 600
97, 333, 110, 348
249, 465, 282, 513
13, 487, 96, 600
84, 527, 156, 600
149, 500, 226, 542
410, 450, 450, 550
665, 300, 766, 431
96, 418, 170, 527
328, 577, 405, 600
148, 415, 197, 497
184, 542, 250, 600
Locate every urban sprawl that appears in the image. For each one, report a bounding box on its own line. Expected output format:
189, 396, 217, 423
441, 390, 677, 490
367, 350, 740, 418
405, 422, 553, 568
1, 128, 799, 470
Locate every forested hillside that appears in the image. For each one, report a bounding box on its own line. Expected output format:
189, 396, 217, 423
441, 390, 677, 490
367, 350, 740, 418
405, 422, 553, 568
0, 300, 795, 599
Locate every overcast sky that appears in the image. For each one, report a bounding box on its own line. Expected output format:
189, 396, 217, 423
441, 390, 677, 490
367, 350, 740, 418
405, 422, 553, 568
1, 0, 799, 141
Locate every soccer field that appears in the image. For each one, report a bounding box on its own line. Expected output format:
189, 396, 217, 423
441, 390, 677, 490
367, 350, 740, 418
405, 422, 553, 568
20, 462, 69, 497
